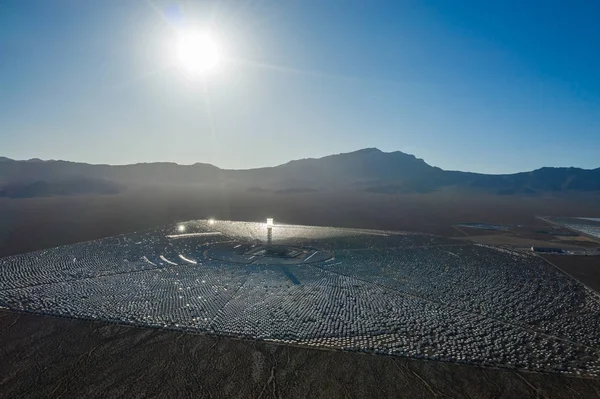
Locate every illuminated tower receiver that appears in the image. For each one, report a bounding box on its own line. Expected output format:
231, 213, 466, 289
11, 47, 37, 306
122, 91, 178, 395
266, 218, 273, 245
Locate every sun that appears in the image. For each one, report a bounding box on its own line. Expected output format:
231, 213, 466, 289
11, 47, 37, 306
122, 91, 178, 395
175, 32, 220, 76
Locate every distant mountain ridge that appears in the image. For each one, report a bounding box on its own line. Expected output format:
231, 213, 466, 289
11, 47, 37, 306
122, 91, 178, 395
0, 148, 599, 197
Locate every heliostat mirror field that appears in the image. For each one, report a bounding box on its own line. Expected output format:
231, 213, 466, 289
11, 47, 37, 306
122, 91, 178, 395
1, 220, 600, 376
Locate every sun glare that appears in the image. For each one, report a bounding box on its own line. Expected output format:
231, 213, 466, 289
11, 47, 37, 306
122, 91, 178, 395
175, 32, 220, 76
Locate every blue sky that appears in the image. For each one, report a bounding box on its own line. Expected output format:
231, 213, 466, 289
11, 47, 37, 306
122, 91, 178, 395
1, 0, 599, 173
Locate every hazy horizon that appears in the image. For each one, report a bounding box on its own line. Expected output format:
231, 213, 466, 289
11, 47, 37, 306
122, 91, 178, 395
2, 1, 600, 173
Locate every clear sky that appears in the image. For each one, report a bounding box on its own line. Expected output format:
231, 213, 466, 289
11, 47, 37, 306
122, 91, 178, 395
1, 0, 599, 173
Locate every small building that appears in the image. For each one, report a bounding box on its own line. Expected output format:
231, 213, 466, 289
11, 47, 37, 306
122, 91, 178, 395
531, 246, 567, 254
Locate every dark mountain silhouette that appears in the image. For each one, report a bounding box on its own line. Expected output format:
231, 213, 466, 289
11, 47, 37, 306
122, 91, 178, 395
0, 148, 598, 197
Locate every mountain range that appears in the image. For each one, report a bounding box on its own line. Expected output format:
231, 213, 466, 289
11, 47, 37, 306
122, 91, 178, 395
1, 148, 599, 198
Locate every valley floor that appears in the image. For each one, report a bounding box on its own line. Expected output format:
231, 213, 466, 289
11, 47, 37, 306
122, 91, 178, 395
2, 310, 600, 399
2, 191, 600, 397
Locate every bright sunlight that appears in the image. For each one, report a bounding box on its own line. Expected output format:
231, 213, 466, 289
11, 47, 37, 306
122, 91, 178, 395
175, 32, 221, 76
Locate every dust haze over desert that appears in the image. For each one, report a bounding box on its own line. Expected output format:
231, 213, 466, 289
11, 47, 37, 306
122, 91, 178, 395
1, 1, 600, 398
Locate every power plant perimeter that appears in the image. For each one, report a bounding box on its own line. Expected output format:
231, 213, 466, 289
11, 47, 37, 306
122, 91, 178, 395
1, 219, 600, 376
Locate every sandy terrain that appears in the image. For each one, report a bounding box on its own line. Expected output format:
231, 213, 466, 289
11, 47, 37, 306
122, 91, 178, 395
2, 310, 600, 399
542, 255, 600, 293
